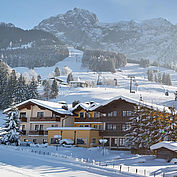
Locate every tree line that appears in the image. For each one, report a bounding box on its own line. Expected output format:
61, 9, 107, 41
82, 49, 127, 73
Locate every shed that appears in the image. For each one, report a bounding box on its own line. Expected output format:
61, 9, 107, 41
150, 141, 177, 162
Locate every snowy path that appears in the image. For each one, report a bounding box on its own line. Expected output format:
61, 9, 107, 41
0, 146, 141, 177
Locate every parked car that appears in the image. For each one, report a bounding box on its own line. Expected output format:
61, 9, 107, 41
59, 139, 74, 145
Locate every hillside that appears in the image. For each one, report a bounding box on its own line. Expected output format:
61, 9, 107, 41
35, 8, 177, 65
14, 47, 177, 110
0, 23, 69, 68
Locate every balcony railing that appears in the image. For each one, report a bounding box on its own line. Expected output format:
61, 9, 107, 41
99, 130, 129, 136
20, 117, 27, 122
28, 130, 48, 136
75, 117, 101, 122
75, 116, 131, 123
30, 117, 61, 122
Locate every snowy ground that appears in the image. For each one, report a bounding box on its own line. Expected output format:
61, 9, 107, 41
0, 145, 176, 177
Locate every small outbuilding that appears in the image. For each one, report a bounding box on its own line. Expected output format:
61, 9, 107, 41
150, 141, 177, 162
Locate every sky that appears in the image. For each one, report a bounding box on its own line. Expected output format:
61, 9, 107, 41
0, 0, 177, 29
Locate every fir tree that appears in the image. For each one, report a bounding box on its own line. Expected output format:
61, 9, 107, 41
67, 72, 74, 83
43, 80, 51, 100
27, 77, 38, 99
1, 104, 21, 145
54, 67, 60, 76
50, 79, 58, 99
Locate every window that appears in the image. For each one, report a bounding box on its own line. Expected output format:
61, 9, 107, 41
119, 138, 125, 147
80, 112, 84, 118
107, 124, 113, 130
22, 125, 25, 131
52, 113, 60, 117
113, 111, 117, 117
76, 138, 87, 145
123, 111, 127, 117
20, 112, 26, 118
79, 125, 84, 127
91, 138, 96, 144
39, 125, 44, 130
37, 112, 44, 118
107, 124, 116, 130
127, 111, 132, 116
99, 125, 103, 130
50, 138, 60, 144
93, 125, 98, 129
113, 124, 117, 130
85, 125, 89, 127
24, 139, 28, 142
85, 112, 89, 118
35, 125, 39, 130
94, 112, 99, 118
108, 112, 113, 117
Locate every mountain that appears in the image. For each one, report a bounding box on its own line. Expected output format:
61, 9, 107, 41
0, 23, 69, 68
35, 8, 177, 65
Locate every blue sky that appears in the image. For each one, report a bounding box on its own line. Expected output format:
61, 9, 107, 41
0, 0, 177, 29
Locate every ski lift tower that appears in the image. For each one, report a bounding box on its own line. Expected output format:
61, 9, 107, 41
128, 75, 135, 93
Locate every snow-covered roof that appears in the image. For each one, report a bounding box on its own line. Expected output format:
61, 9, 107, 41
90, 95, 172, 113
70, 81, 86, 84
47, 127, 96, 131
72, 102, 99, 112
150, 141, 177, 151
3, 99, 72, 115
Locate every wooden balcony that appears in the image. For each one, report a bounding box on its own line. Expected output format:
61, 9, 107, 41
29, 130, 48, 136
75, 117, 102, 122
75, 116, 132, 123
20, 117, 27, 122
99, 130, 129, 136
30, 117, 61, 122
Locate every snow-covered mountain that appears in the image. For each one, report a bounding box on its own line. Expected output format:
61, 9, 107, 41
35, 8, 177, 64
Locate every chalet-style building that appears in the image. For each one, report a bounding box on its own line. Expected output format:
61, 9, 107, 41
4, 99, 73, 144
150, 141, 177, 161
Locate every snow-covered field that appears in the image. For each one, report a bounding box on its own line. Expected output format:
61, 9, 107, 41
0, 144, 176, 177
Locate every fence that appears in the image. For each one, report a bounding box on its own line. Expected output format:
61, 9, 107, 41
1, 145, 169, 177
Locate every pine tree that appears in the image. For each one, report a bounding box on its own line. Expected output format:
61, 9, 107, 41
162, 73, 167, 85
166, 74, 172, 86
67, 72, 74, 83
157, 72, 162, 83
1, 104, 21, 145
27, 77, 38, 99
50, 79, 58, 99
13, 74, 28, 103
147, 70, 153, 81
54, 67, 60, 76
43, 80, 51, 100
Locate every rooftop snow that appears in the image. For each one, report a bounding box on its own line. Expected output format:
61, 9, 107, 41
3, 99, 72, 115
150, 141, 177, 151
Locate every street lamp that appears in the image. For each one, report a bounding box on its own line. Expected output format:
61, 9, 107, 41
99, 139, 108, 156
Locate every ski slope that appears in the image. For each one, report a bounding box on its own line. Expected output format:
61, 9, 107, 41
13, 47, 177, 109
